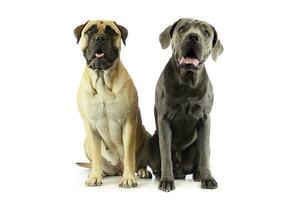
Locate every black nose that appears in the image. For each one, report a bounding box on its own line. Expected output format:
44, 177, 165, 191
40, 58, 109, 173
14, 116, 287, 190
95, 35, 106, 41
187, 33, 199, 42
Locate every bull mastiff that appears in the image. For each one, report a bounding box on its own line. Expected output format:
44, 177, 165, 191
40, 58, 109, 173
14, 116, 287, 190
150, 18, 223, 192
74, 20, 151, 188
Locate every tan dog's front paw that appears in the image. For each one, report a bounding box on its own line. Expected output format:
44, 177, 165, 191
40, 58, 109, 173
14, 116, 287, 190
85, 174, 102, 186
119, 176, 137, 188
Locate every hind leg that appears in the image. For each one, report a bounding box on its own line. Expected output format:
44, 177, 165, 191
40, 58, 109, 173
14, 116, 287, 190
135, 134, 152, 179
137, 167, 152, 179
136, 154, 152, 179
141, 131, 162, 179
84, 138, 123, 177
187, 142, 213, 183
173, 169, 186, 179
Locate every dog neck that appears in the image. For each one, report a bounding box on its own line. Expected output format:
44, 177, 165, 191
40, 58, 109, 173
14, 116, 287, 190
86, 59, 129, 94
170, 57, 208, 88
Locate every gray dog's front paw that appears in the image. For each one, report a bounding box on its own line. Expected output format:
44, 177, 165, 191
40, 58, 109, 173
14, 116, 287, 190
201, 178, 218, 189
159, 180, 175, 192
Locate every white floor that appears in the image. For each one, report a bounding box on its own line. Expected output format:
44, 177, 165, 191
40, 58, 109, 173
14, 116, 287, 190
77, 168, 201, 189
74, 168, 223, 199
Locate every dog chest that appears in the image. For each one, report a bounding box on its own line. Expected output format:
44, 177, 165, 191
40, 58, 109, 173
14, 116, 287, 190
172, 103, 200, 131
85, 93, 127, 165
164, 98, 204, 147
86, 93, 128, 122
168, 97, 204, 118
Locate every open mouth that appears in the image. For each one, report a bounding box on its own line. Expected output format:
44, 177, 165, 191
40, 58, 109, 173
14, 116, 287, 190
95, 48, 104, 59
177, 49, 202, 66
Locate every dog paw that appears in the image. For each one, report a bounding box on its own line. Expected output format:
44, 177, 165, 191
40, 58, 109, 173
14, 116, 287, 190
137, 168, 152, 179
201, 178, 218, 189
159, 180, 175, 192
85, 174, 102, 186
119, 177, 137, 188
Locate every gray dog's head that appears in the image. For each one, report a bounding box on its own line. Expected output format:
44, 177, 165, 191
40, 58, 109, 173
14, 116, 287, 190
159, 18, 223, 71
74, 20, 128, 71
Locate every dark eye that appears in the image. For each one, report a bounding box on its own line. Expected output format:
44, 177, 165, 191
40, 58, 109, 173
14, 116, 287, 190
87, 29, 93, 34
105, 26, 116, 35
179, 26, 186, 33
203, 30, 210, 37
85, 26, 97, 35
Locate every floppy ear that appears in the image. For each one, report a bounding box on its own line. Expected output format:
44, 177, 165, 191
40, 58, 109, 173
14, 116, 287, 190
113, 22, 128, 45
159, 19, 181, 49
211, 26, 223, 61
74, 21, 89, 43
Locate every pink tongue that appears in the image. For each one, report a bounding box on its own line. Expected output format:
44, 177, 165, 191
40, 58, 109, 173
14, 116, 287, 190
178, 57, 200, 66
95, 53, 104, 58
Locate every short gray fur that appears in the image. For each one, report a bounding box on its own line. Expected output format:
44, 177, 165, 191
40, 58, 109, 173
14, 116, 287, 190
146, 18, 223, 192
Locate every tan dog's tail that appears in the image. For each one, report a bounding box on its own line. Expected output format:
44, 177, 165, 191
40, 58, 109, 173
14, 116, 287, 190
76, 162, 91, 168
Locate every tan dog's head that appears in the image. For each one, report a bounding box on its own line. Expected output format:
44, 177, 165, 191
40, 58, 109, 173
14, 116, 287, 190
159, 18, 223, 71
74, 20, 128, 70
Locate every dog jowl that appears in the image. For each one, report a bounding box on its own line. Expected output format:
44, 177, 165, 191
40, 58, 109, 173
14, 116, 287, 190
151, 18, 223, 192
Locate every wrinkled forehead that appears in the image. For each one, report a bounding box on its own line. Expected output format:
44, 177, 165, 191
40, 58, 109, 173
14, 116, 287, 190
82, 20, 121, 35
176, 18, 212, 31
79, 20, 121, 50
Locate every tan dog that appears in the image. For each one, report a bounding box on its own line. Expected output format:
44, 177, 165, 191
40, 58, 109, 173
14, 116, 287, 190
74, 20, 151, 188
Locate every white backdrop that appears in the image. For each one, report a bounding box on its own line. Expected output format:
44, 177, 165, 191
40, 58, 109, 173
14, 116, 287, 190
0, 0, 300, 199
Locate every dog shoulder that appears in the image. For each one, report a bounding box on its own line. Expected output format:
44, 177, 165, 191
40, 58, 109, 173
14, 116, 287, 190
115, 63, 138, 105
122, 78, 138, 109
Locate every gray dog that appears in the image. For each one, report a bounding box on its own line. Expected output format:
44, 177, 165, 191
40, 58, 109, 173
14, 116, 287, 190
147, 18, 223, 192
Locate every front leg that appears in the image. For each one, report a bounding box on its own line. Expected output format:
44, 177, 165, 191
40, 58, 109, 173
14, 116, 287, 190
119, 118, 137, 188
84, 122, 103, 186
193, 116, 218, 189
158, 116, 175, 192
